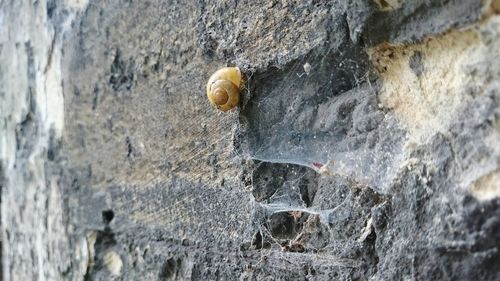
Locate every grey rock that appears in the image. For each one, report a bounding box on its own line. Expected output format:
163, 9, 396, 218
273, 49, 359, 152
2, 0, 500, 280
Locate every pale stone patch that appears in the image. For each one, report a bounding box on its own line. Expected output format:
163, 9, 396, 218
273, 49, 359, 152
66, 0, 89, 10
37, 46, 65, 138
373, 0, 403, 11
103, 251, 123, 276
368, 15, 500, 143
470, 169, 500, 201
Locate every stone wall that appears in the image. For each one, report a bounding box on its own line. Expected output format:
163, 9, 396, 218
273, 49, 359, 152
1, 0, 500, 280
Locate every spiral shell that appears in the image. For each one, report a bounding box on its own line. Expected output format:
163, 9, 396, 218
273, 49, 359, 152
206, 67, 242, 111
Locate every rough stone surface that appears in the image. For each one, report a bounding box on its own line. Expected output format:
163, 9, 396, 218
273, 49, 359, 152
0, 0, 87, 280
2, 0, 500, 280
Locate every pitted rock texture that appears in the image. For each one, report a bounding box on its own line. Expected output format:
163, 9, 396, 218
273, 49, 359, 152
2, 0, 500, 281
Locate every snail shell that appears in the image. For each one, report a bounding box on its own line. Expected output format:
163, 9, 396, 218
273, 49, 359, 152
206, 67, 242, 112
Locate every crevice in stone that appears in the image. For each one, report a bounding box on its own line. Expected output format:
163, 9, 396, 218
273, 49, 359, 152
91, 84, 99, 111
84, 230, 118, 280
101, 209, 114, 225
266, 211, 309, 241
109, 48, 135, 92
251, 161, 318, 205
159, 257, 184, 280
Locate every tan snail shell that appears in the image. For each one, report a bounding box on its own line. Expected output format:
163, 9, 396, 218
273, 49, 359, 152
206, 67, 242, 112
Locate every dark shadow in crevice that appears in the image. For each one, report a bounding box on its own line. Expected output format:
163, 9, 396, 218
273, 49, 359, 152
251, 161, 318, 206
266, 211, 310, 240
159, 257, 185, 281
84, 230, 117, 281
